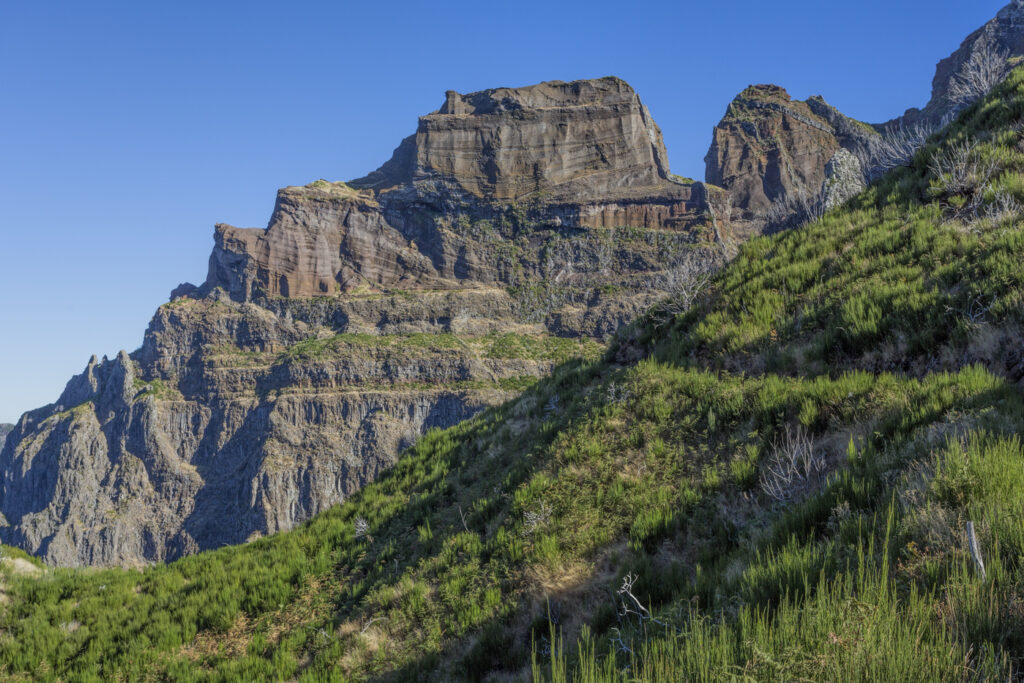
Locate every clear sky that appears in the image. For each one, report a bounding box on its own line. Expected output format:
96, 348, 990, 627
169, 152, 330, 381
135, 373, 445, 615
0, 0, 1007, 423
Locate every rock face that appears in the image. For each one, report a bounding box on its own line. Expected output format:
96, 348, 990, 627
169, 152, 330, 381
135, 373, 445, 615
0, 316, 551, 566
822, 149, 866, 211
0, 425, 11, 452
0, 77, 731, 568
705, 85, 874, 233
352, 77, 672, 202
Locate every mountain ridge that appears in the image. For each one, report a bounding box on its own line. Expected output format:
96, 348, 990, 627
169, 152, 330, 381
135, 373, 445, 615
0, 77, 727, 568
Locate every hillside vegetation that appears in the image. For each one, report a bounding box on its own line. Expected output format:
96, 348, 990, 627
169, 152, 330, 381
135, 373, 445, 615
5, 70, 1024, 682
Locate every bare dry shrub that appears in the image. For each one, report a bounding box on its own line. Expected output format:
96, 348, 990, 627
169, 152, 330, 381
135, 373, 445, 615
928, 139, 1002, 220
522, 501, 552, 537
354, 517, 371, 541
929, 140, 999, 196
760, 425, 824, 503
651, 250, 719, 324
982, 190, 1024, 224
947, 41, 1011, 110
863, 121, 942, 177
763, 188, 828, 231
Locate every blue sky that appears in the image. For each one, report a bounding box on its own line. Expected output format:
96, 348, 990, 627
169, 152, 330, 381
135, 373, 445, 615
0, 0, 1006, 423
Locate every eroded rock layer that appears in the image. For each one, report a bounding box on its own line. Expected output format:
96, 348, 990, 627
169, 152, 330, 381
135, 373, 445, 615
351, 77, 672, 201
205, 78, 729, 301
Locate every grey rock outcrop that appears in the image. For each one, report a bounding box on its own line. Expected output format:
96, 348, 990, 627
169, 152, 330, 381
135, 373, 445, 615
822, 149, 866, 210
0, 425, 11, 452
0, 77, 731, 568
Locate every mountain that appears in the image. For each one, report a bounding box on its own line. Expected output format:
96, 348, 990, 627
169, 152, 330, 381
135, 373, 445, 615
5, 0, 1024, 574
0, 425, 11, 452
3, 58, 1024, 680
0, 77, 731, 568
706, 0, 1024, 233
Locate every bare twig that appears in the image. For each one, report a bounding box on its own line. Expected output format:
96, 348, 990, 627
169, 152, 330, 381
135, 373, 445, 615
966, 521, 987, 581
982, 190, 1024, 224
864, 121, 941, 177
763, 188, 828, 231
929, 139, 999, 199
354, 517, 372, 543
522, 501, 552, 537
945, 293, 997, 327
361, 616, 388, 634
651, 250, 718, 324
617, 573, 651, 621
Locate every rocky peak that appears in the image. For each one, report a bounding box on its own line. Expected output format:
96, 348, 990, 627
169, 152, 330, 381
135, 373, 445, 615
55, 351, 135, 416
351, 77, 673, 202
893, 1, 1024, 126
705, 85, 873, 231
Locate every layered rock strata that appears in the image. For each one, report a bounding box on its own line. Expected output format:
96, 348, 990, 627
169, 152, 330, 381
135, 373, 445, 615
207, 77, 731, 302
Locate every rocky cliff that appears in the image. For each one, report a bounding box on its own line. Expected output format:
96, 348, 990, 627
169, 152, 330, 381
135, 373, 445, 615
704, 85, 873, 232
204, 77, 731, 302
351, 77, 673, 202
0, 425, 11, 452
0, 77, 730, 567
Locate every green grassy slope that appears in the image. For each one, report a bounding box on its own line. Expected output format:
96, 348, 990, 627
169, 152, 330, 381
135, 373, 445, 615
5, 71, 1024, 682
